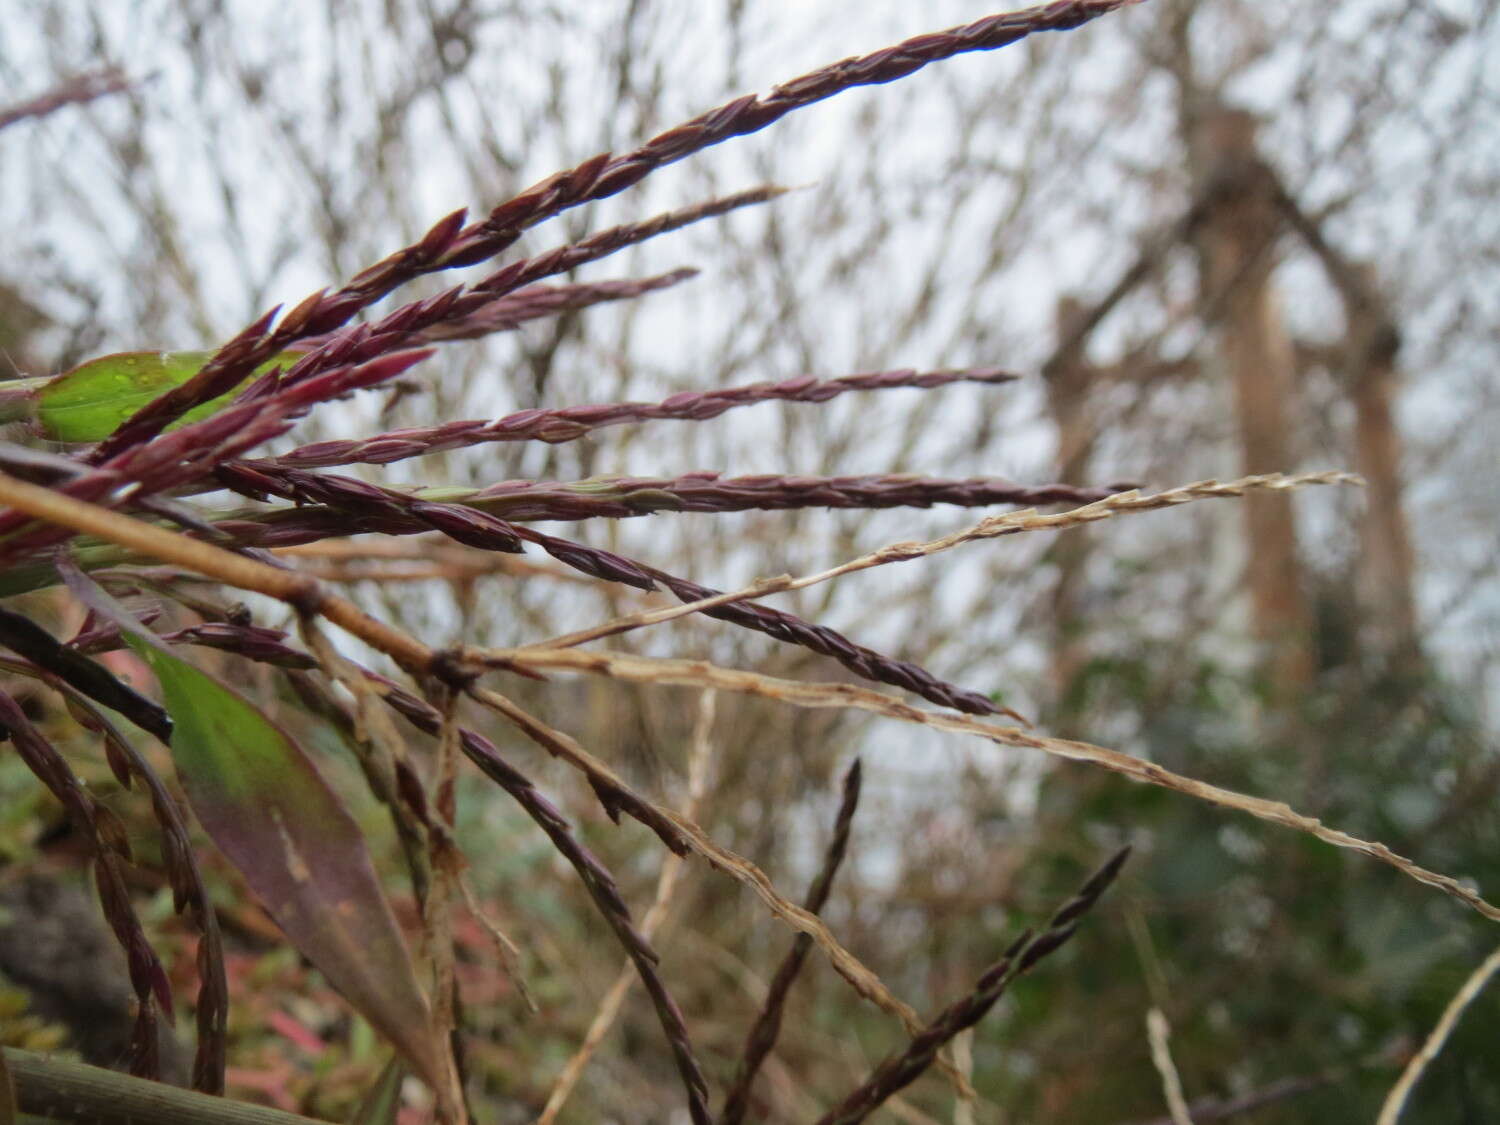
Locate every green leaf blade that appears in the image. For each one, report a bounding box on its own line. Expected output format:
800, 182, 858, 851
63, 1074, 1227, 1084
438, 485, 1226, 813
349, 1057, 405, 1125
35, 350, 295, 442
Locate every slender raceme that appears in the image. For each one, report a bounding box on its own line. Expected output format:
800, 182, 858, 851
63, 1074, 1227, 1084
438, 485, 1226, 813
266, 367, 1017, 470
720, 760, 864, 1125
88, 1, 1134, 458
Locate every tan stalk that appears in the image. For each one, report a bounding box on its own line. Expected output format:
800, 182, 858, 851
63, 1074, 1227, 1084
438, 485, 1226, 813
299, 620, 464, 1124
1146, 1009, 1192, 1125
951, 1029, 976, 1125
480, 647, 1500, 926
456, 875, 533, 1011
536, 691, 717, 1124
530, 471, 1362, 651
0, 468, 433, 673
427, 692, 467, 1125
1376, 944, 1500, 1125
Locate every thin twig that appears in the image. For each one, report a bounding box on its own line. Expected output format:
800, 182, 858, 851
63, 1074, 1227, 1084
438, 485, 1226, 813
536, 691, 717, 1124
720, 758, 863, 1125
951, 1030, 976, 1125
423, 690, 468, 1124
0, 68, 132, 131
276, 540, 595, 586
1146, 1009, 1193, 1125
295, 620, 466, 1123
456, 874, 534, 1011
1376, 943, 1500, 1125
1115, 1071, 1341, 1125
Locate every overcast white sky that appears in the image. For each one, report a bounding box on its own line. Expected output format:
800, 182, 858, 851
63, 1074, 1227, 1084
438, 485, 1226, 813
3, 0, 1497, 750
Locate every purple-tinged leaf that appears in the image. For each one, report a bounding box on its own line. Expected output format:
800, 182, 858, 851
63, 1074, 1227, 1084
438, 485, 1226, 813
120, 633, 443, 1091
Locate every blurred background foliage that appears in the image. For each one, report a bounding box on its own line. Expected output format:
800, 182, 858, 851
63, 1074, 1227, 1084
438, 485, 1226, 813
0, 0, 1497, 1121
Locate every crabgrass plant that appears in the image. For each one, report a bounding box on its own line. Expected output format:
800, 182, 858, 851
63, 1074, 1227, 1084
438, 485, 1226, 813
0, 2, 1491, 1122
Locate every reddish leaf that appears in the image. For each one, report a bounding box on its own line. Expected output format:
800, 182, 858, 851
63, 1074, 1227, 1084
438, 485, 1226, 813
122, 634, 443, 1089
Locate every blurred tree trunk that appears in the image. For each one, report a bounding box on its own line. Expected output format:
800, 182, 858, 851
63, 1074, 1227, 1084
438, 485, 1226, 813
1192, 107, 1315, 697
1344, 262, 1419, 664
1044, 296, 1098, 727
1273, 182, 1422, 670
